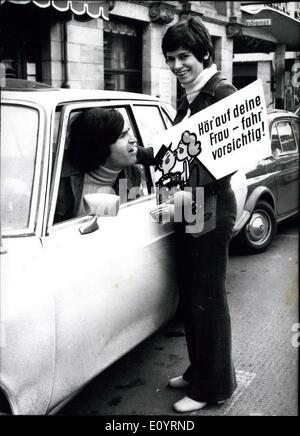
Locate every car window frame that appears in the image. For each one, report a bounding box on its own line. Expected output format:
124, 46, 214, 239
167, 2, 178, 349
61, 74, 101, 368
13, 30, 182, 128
160, 107, 174, 129
47, 100, 158, 232
160, 102, 176, 125
270, 122, 283, 155
274, 118, 298, 156
131, 102, 174, 142
1, 99, 46, 237
131, 102, 176, 191
291, 118, 300, 149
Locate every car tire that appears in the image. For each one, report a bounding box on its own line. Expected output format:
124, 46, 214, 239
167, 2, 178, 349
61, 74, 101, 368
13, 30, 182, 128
237, 200, 277, 253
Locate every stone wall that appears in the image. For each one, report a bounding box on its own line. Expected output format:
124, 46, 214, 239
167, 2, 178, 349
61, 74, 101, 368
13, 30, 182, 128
40, 1, 234, 101
67, 18, 104, 89
257, 61, 272, 108
41, 18, 104, 89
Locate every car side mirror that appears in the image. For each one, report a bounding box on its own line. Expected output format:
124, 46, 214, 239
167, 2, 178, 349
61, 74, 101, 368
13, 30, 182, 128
79, 193, 120, 235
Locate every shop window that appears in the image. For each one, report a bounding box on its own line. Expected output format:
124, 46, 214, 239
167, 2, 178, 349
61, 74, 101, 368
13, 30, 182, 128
0, 22, 42, 81
104, 19, 142, 93
27, 63, 37, 82
233, 62, 258, 90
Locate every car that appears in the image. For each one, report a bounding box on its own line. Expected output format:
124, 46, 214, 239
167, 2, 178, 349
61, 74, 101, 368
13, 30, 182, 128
232, 109, 299, 253
295, 105, 300, 117
1, 80, 181, 415
0, 80, 297, 415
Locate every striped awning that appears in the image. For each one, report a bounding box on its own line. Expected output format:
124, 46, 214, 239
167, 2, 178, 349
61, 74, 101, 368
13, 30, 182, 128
0, 0, 109, 20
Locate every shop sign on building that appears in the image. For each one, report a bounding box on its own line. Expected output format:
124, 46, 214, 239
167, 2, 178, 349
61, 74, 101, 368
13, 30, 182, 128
245, 18, 272, 26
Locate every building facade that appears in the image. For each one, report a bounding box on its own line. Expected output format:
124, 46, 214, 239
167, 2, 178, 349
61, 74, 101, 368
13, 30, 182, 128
1, 1, 299, 110
233, 2, 300, 110
0, 0, 239, 109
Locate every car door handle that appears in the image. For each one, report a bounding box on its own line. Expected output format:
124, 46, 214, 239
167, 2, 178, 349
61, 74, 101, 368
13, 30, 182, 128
0, 245, 8, 255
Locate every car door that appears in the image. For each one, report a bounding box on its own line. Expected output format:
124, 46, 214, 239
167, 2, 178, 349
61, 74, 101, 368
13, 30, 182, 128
42, 100, 178, 410
269, 118, 299, 217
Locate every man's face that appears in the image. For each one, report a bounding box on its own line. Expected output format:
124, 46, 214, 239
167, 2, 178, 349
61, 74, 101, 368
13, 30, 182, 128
105, 122, 138, 170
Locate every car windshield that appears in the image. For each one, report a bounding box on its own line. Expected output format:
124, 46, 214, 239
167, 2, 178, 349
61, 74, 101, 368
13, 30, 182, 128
1, 104, 39, 232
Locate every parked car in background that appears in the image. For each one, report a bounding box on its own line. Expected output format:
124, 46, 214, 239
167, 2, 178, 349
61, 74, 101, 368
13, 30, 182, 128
233, 109, 299, 253
0, 80, 298, 414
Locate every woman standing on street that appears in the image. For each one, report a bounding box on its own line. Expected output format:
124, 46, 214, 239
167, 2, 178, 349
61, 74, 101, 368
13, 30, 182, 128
162, 17, 238, 413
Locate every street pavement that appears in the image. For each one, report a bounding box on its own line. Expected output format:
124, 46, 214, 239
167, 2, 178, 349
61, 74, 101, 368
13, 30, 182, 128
59, 216, 298, 417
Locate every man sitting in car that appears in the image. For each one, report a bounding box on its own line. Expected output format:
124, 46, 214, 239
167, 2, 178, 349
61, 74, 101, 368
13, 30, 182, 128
66, 107, 146, 217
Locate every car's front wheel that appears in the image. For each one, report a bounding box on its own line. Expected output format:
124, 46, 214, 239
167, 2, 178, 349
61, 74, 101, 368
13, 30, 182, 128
237, 200, 277, 253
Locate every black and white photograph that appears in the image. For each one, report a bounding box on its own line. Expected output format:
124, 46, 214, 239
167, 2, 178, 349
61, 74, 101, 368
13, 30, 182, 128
0, 0, 299, 420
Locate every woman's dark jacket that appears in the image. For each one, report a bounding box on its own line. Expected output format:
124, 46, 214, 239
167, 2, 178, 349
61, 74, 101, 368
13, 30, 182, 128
175, 71, 237, 122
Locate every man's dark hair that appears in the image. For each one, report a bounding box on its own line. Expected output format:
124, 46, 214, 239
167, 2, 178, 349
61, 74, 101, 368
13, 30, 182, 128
68, 107, 124, 172
162, 17, 214, 68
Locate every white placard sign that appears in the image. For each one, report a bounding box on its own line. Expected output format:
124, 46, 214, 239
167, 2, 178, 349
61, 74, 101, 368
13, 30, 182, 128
153, 79, 271, 189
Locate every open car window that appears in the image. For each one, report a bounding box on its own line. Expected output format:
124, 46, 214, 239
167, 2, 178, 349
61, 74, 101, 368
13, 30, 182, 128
51, 105, 151, 226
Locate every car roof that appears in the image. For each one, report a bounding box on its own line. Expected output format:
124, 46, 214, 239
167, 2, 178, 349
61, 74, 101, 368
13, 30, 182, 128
267, 108, 299, 121
1, 81, 297, 118
1, 84, 162, 109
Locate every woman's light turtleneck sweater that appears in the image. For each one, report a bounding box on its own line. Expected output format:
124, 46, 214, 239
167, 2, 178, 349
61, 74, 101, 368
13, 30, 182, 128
184, 63, 217, 105
72, 165, 121, 216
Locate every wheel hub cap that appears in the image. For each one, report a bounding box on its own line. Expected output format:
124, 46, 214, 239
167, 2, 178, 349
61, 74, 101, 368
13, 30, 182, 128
247, 212, 270, 244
